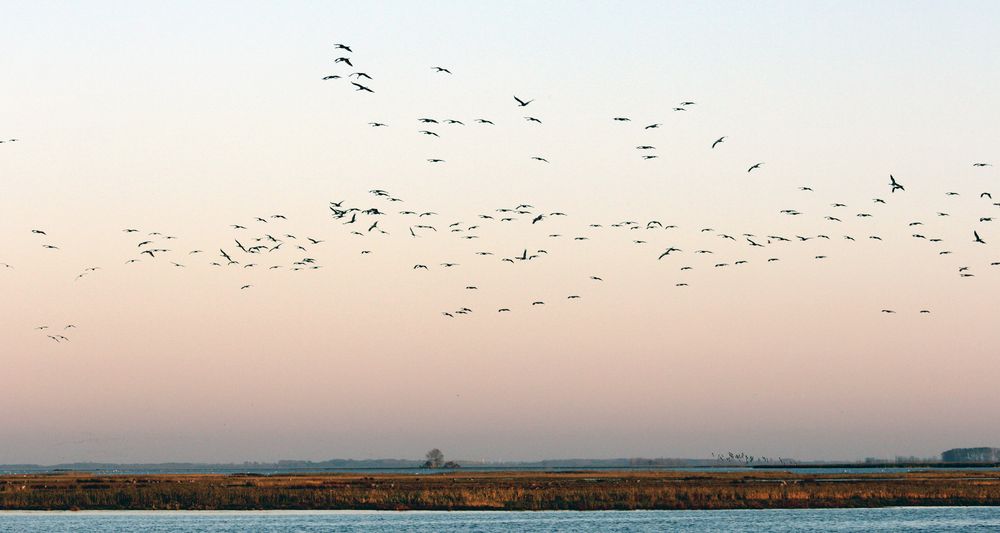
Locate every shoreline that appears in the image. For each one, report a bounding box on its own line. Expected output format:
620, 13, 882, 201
3, 470, 1000, 511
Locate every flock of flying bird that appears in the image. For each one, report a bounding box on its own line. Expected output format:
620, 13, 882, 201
6, 41, 999, 339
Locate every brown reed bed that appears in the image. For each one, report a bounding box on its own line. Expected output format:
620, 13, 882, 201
2, 470, 1000, 511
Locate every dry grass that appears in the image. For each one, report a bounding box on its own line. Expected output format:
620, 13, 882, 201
2, 470, 1000, 510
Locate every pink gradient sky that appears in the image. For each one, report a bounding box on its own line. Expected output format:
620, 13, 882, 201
2, 1, 999, 463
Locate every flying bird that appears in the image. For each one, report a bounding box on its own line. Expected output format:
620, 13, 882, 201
889, 174, 904, 193
658, 247, 681, 259
513, 95, 533, 107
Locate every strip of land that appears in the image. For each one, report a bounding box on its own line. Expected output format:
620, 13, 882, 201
2, 470, 1000, 511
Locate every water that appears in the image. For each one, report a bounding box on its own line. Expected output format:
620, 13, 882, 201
2, 508, 1000, 532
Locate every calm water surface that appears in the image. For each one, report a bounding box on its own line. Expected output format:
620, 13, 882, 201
2, 508, 1000, 532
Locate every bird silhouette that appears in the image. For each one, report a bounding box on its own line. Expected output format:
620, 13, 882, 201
658, 247, 681, 259
889, 174, 905, 193
513, 95, 533, 107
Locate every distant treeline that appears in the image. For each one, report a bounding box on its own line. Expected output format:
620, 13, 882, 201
0, 457, 710, 474
942, 448, 1000, 463
5, 450, 997, 474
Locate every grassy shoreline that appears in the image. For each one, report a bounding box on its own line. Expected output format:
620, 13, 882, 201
2, 471, 1000, 511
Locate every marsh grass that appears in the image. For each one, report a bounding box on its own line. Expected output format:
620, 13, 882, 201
2, 471, 999, 510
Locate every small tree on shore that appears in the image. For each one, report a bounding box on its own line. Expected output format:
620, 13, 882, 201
424, 448, 445, 468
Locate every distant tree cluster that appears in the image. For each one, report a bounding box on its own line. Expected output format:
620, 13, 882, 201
942, 447, 1000, 463
422, 449, 460, 469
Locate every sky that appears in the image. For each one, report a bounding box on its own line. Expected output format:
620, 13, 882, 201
2, 0, 1000, 464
